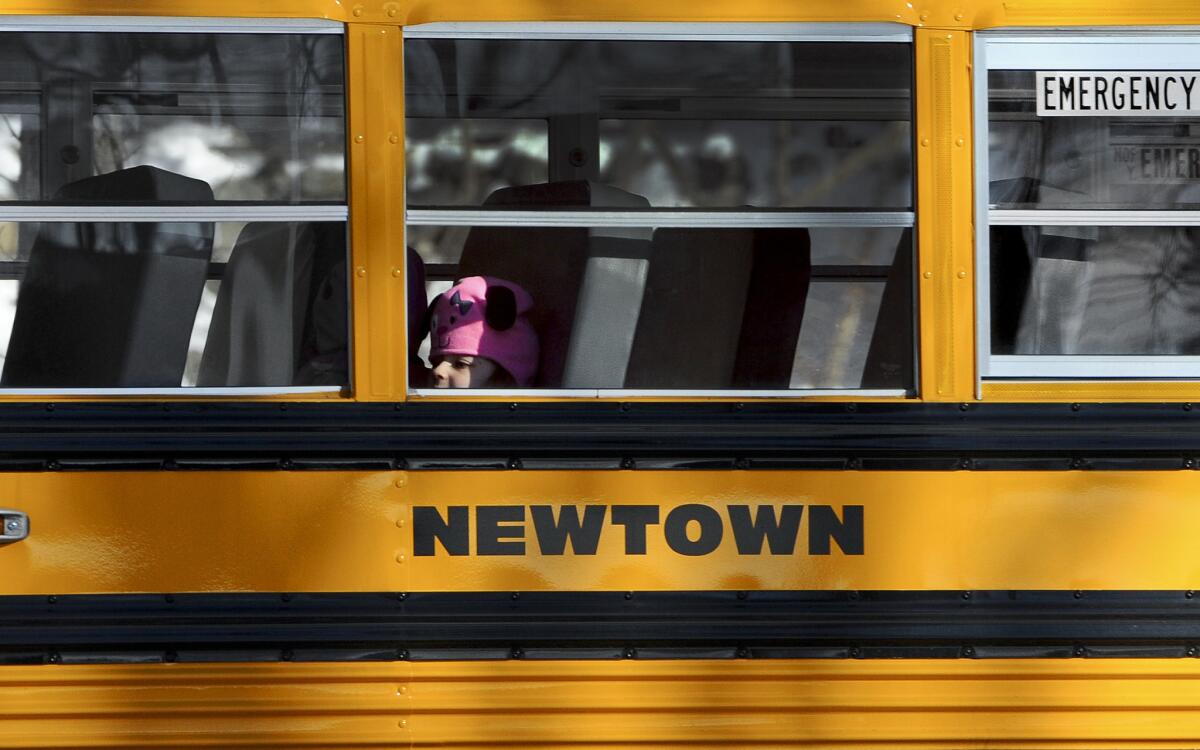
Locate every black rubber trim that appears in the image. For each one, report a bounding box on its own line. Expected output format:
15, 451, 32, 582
4, 591, 1200, 664
1, 402, 1200, 469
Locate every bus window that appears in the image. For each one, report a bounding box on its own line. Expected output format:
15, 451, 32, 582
0, 26, 347, 392
404, 24, 915, 395
978, 33, 1200, 379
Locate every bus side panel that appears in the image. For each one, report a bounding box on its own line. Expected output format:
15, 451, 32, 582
3, 660, 1200, 747
2, 469, 1200, 594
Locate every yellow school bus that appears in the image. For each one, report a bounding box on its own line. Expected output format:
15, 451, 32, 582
4, 0, 1200, 746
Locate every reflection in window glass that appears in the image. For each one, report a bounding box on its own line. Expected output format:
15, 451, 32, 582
405, 39, 912, 209
405, 119, 548, 208
598, 120, 911, 209
991, 225, 1200, 356
989, 70, 1200, 210
0, 33, 345, 202
408, 225, 912, 390
0, 221, 348, 388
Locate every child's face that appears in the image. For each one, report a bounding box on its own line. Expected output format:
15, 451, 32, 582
430, 354, 499, 388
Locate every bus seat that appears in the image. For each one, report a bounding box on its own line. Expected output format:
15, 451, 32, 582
198, 222, 346, 387
860, 228, 914, 389
732, 229, 812, 388
1, 165, 213, 387
457, 180, 650, 387
624, 228, 756, 389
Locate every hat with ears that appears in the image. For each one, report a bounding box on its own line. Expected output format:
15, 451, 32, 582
428, 276, 539, 386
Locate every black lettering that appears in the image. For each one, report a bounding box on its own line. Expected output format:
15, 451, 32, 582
1142, 148, 1152, 179
727, 505, 804, 555
1190, 148, 1200, 179
1184, 77, 1197, 110
1043, 76, 1057, 111
1060, 77, 1075, 111
664, 504, 724, 556
808, 505, 864, 555
1154, 148, 1171, 178
1164, 76, 1179, 109
1094, 76, 1109, 110
530, 505, 606, 555
1178, 148, 1188, 178
611, 505, 660, 555
1113, 76, 1126, 109
413, 506, 469, 556
477, 505, 525, 555
1146, 76, 1161, 110
1130, 77, 1142, 110
1078, 76, 1092, 110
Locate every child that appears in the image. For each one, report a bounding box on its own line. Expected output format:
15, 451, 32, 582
427, 276, 539, 388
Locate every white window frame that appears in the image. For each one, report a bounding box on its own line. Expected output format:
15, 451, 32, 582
404, 21, 916, 398
0, 16, 349, 396
975, 29, 1200, 384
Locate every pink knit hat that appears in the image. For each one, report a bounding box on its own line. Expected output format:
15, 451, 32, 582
429, 276, 539, 386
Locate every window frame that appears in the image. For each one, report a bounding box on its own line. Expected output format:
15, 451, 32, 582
403, 21, 918, 399
0, 15, 350, 397
974, 29, 1200, 385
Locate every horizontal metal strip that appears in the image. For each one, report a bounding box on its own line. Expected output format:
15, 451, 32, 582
0, 402, 1198, 465
0, 16, 344, 33
989, 209, 1200, 226
403, 21, 912, 42
0, 387, 343, 397
409, 388, 909, 398
987, 356, 1200, 379
425, 262, 893, 281
3, 590, 1200, 664
0, 205, 349, 222
406, 209, 914, 228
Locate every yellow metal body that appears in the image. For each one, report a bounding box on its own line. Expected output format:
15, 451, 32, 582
2, 2, 1200, 747
6, 469, 1200, 594
7, 659, 1200, 747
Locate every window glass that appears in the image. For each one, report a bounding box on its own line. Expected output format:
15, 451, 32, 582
984, 52, 1200, 374
990, 225, 1200, 356
0, 33, 345, 203
406, 31, 914, 393
405, 39, 912, 209
0, 220, 348, 388
408, 225, 912, 391
990, 71, 1200, 210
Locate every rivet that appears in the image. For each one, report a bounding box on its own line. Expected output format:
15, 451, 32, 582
391, 267, 402, 277
395, 518, 405, 528
389, 134, 399, 144
388, 7, 398, 16
395, 477, 406, 488
923, 271, 933, 279
945, 34, 952, 40
354, 134, 364, 143
352, 6, 364, 15
956, 138, 965, 147
398, 719, 407, 728
397, 685, 407, 694
921, 137, 930, 147
919, 11, 929, 20
957, 270, 967, 278
356, 267, 367, 277
955, 12, 964, 20
395, 553, 406, 564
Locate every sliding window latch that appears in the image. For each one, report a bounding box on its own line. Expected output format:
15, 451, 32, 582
0, 510, 28, 543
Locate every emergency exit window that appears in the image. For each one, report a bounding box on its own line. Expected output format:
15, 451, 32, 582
0, 21, 349, 393
978, 33, 1200, 379
403, 23, 916, 396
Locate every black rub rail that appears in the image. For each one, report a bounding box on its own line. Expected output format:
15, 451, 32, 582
5, 591, 1200, 664
0, 402, 1198, 469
